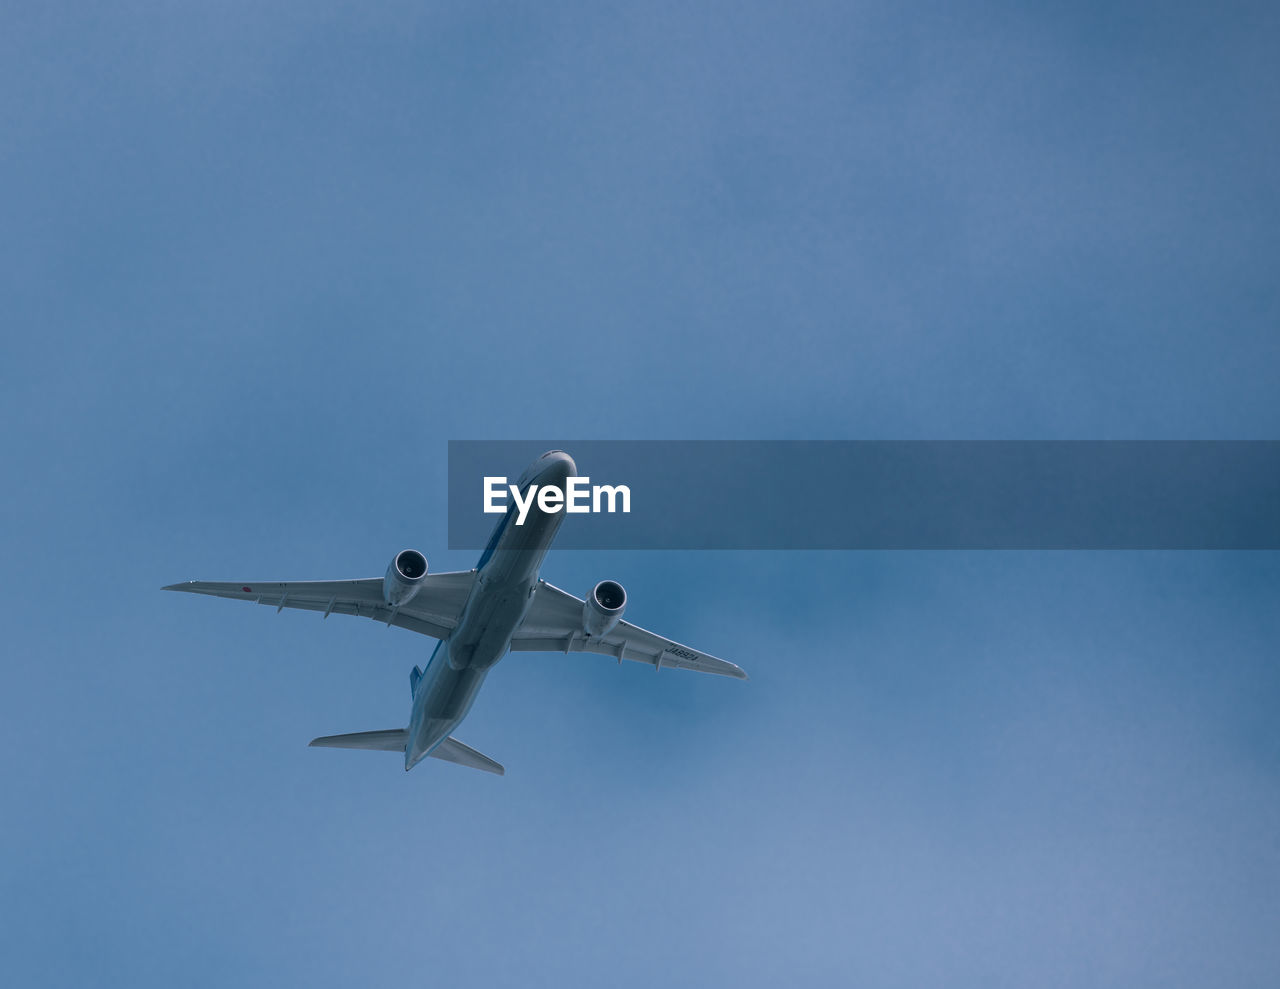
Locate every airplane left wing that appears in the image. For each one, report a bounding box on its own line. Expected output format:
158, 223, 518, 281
510, 580, 747, 680
162, 571, 477, 640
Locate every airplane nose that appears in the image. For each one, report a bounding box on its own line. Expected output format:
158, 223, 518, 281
524, 450, 576, 486
539, 450, 577, 482
516, 450, 577, 489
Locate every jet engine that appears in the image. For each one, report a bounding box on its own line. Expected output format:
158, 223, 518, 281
583, 579, 627, 638
383, 549, 428, 606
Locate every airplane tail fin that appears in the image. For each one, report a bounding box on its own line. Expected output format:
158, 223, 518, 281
410, 665, 423, 696
309, 730, 504, 776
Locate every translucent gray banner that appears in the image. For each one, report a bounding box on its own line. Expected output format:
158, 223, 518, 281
447, 441, 1280, 550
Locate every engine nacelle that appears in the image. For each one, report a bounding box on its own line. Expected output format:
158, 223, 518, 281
383, 549, 428, 607
583, 579, 627, 638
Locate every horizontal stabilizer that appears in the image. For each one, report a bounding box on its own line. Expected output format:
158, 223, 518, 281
431, 736, 505, 776
308, 730, 504, 775
309, 729, 408, 752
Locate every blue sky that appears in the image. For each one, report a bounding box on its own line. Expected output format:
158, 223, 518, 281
2, 2, 1278, 985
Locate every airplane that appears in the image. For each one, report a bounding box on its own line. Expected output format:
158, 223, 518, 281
164, 450, 746, 775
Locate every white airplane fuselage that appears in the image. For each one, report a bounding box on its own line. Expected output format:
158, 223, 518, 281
404, 451, 574, 770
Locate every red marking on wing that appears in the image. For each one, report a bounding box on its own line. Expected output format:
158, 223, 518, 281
242, 586, 252, 593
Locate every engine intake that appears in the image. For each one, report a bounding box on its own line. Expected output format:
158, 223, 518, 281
583, 579, 627, 638
384, 549, 428, 607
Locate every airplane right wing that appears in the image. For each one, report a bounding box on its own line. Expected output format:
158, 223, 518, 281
510, 580, 748, 680
162, 570, 478, 640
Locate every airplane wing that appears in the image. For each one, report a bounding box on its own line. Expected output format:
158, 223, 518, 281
510, 580, 747, 680
162, 571, 478, 640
